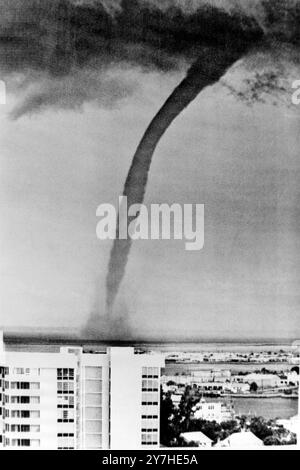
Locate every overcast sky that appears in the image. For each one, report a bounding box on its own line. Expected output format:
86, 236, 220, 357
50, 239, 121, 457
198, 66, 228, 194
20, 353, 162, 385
0, 62, 299, 340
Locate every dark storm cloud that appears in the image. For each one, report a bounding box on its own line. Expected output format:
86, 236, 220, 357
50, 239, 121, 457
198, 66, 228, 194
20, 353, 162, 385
2, 0, 300, 117
0, 0, 261, 75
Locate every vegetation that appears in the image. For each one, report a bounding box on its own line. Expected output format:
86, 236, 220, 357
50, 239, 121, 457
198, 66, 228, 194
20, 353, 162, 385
160, 387, 297, 447
250, 382, 258, 392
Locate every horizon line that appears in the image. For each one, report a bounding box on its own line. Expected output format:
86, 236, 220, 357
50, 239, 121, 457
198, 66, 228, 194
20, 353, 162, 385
1, 330, 297, 346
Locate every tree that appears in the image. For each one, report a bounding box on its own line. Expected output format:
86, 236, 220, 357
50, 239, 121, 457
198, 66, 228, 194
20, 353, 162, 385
177, 386, 198, 432
250, 382, 258, 392
291, 366, 299, 374
166, 380, 176, 386
160, 389, 177, 446
177, 436, 199, 447
263, 436, 281, 446
187, 419, 222, 443
238, 415, 249, 428
250, 417, 273, 441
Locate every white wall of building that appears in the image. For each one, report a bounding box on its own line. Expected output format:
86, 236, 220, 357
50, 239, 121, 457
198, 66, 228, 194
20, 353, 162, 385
109, 348, 164, 450
3, 351, 77, 450
110, 348, 142, 450
0, 333, 165, 450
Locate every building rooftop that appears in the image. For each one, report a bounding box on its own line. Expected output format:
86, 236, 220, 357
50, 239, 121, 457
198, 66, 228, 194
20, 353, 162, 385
180, 431, 212, 445
215, 430, 264, 448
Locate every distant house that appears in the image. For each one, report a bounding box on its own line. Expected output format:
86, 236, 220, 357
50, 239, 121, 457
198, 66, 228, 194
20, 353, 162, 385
180, 431, 213, 448
287, 370, 299, 385
161, 369, 231, 387
235, 373, 284, 388
192, 397, 234, 423
227, 382, 250, 394
214, 430, 264, 449
170, 393, 183, 408
277, 415, 299, 434
192, 369, 231, 383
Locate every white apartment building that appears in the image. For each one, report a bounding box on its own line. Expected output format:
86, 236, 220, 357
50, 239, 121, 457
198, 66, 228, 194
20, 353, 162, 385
0, 331, 164, 450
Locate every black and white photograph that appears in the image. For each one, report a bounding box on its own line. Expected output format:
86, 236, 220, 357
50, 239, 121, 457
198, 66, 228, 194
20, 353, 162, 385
0, 0, 299, 452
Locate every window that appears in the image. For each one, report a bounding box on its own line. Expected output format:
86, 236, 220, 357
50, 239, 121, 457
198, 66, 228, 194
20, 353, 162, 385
85, 367, 102, 380
141, 432, 158, 446
141, 392, 159, 405
21, 425, 30, 432
31, 382, 40, 390
30, 439, 40, 448
31, 396, 40, 404
11, 439, 31, 447
57, 395, 74, 408
84, 433, 102, 450
142, 418, 159, 429
142, 379, 159, 391
85, 380, 101, 393
142, 405, 159, 415
85, 407, 102, 420
57, 433, 75, 450
85, 420, 102, 433
31, 425, 40, 433
57, 408, 75, 422
11, 410, 40, 418
12, 438, 39, 447
12, 368, 38, 375
57, 369, 74, 380
57, 380, 74, 394
10, 424, 29, 432
85, 393, 101, 406
142, 367, 159, 378
11, 396, 38, 404
10, 382, 31, 390
21, 382, 30, 389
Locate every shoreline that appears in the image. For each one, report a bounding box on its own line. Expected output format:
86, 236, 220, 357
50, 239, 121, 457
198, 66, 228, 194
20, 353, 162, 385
221, 393, 298, 399
166, 361, 293, 366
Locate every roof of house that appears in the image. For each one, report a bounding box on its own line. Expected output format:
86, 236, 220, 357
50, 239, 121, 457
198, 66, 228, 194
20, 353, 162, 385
246, 373, 280, 380
215, 430, 264, 448
277, 415, 299, 434
180, 431, 213, 444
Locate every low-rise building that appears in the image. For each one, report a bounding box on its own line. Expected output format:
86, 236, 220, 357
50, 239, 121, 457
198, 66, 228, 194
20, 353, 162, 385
180, 431, 212, 448
214, 430, 264, 448
170, 394, 182, 408
192, 398, 234, 423
287, 371, 299, 386
277, 415, 299, 435
234, 373, 285, 388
